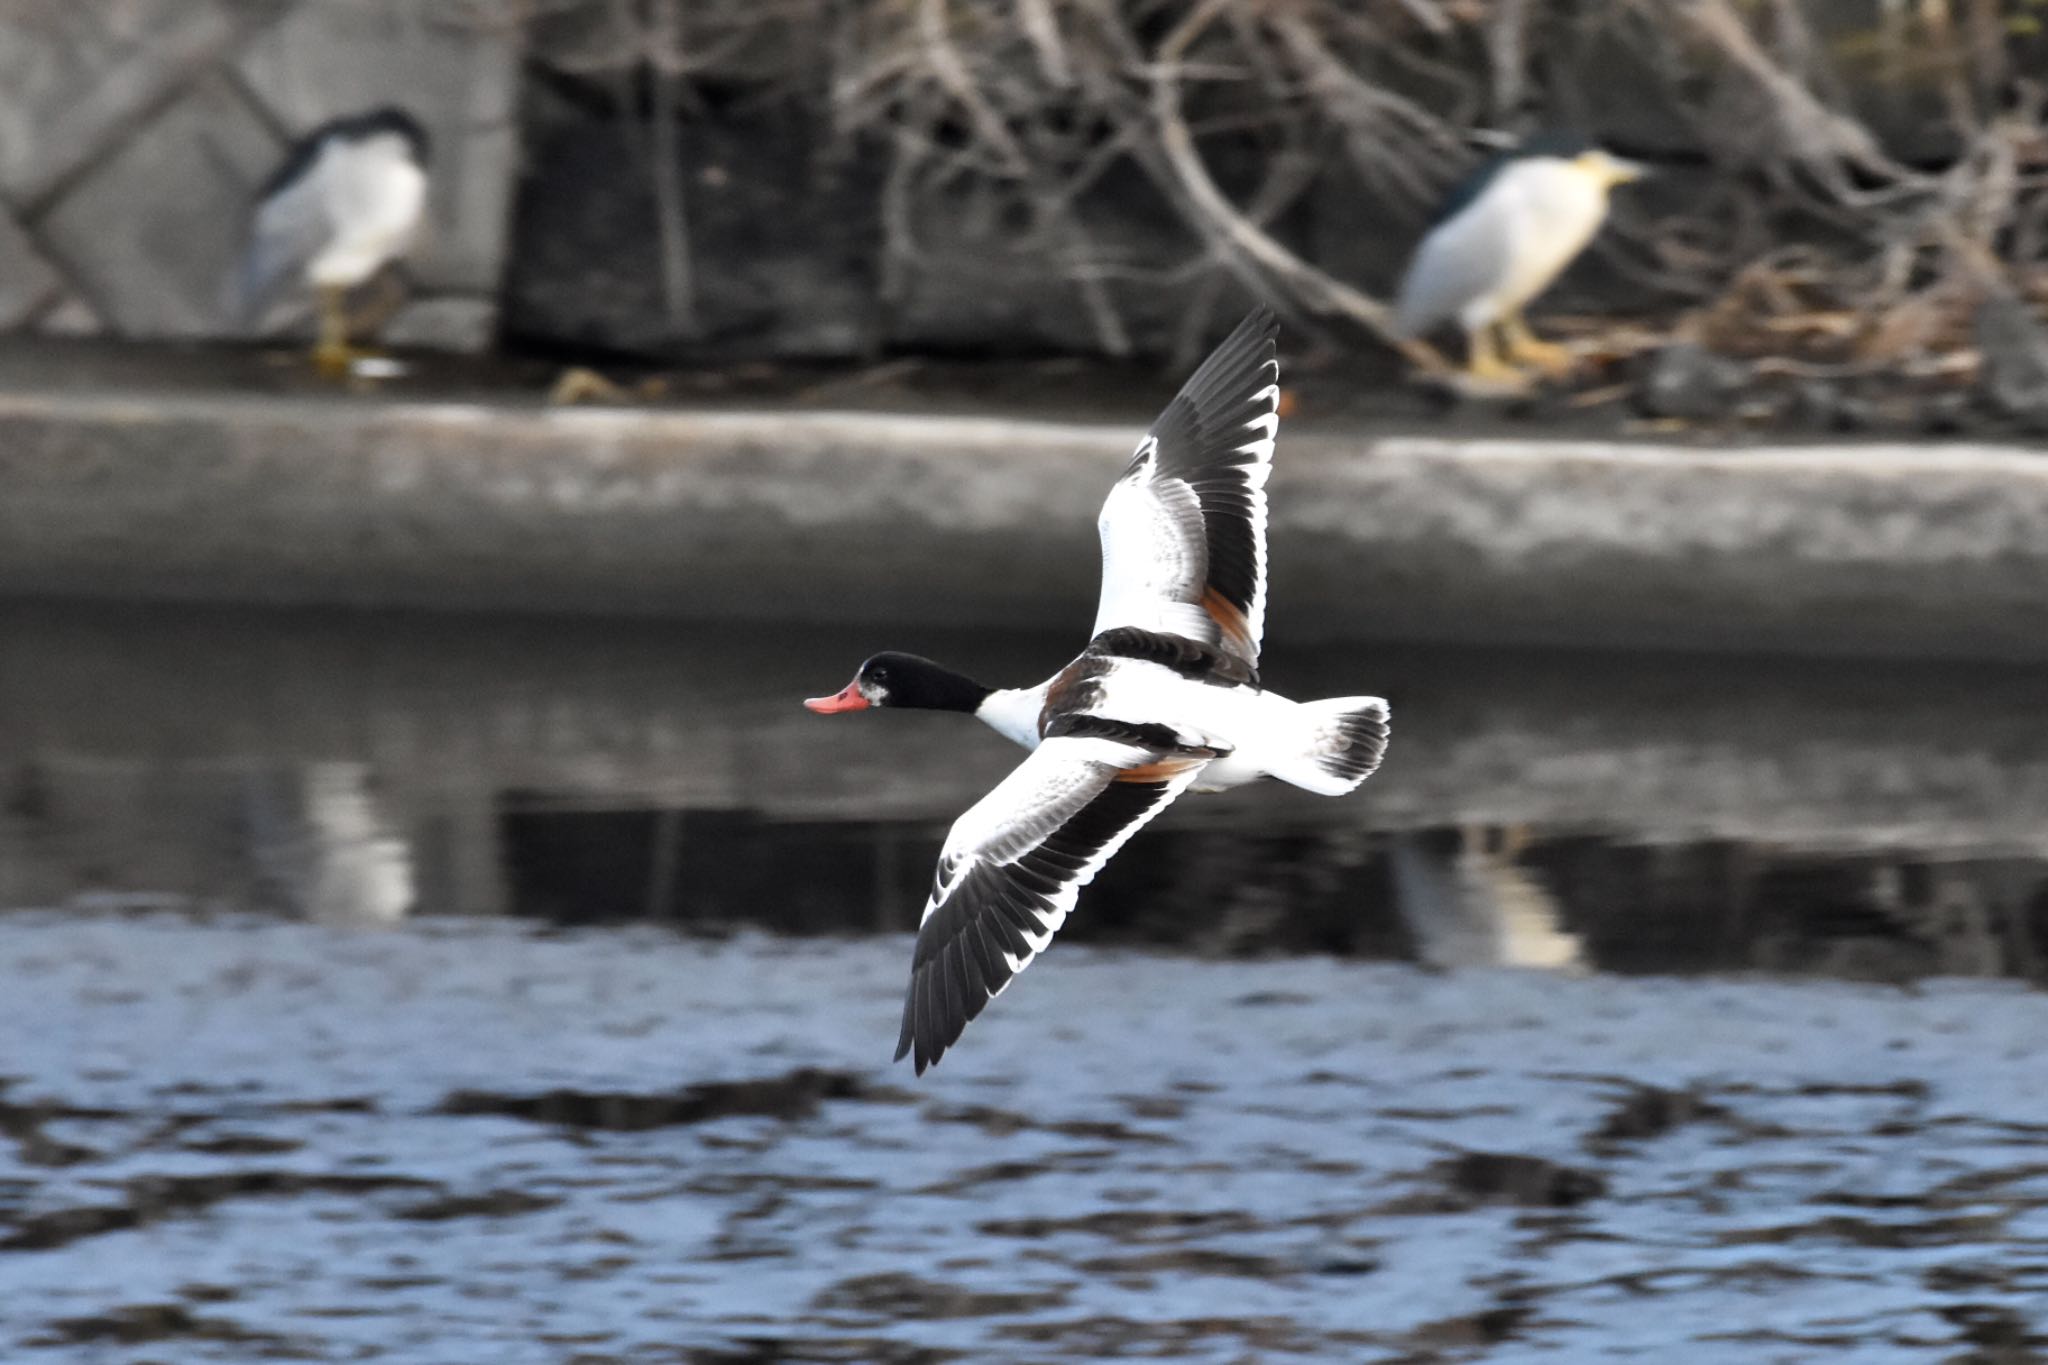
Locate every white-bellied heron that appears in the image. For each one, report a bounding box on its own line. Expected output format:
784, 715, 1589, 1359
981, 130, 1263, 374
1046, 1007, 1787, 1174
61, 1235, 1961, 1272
238, 107, 431, 376
1398, 133, 1646, 385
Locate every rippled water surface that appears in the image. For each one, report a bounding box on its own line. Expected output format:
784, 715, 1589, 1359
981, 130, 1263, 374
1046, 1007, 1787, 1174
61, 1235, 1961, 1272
4, 602, 2048, 1361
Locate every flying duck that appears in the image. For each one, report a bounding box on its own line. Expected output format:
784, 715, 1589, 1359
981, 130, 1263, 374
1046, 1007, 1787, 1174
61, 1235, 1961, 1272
807, 308, 1390, 1073
1397, 132, 1646, 386
236, 107, 431, 377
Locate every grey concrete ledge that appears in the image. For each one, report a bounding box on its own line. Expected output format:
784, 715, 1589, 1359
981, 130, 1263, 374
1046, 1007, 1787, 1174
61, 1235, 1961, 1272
2, 388, 2046, 659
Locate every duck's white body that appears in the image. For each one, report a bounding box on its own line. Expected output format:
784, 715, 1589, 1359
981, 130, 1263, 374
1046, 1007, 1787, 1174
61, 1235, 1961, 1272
977, 661, 1375, 796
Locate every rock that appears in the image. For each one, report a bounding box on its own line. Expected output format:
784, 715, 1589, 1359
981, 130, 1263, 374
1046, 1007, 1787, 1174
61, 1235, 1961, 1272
1788, 379, 1843, 429
1637, 341, 1751, 420
1973, 293, 2048, 432
1916, 391, 1971, 436
1831, 393, 1880, 432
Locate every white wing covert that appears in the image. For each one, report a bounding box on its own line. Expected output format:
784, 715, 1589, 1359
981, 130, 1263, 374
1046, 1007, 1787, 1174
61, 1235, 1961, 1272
1090, 308, 1281, 673
894, 730, 1212, 1073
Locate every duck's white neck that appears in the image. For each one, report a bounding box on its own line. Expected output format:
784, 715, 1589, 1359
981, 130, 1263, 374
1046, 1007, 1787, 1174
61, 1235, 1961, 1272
976, 686, 1046, 750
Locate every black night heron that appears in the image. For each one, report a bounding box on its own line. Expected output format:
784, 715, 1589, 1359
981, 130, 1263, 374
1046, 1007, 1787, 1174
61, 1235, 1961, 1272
1397, 133, 1646, 386
238, 108, 431, 376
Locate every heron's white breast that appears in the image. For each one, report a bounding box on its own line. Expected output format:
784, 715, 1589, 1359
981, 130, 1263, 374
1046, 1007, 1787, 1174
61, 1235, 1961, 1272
1484, 159, 1610, 316
308, 134, 428, 288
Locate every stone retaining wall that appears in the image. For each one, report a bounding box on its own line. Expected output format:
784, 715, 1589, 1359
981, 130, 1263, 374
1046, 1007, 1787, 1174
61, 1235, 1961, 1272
0, 0, 517, 351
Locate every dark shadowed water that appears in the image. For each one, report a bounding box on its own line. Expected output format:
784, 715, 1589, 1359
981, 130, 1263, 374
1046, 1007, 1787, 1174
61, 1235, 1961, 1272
3, 601, 2048, 1361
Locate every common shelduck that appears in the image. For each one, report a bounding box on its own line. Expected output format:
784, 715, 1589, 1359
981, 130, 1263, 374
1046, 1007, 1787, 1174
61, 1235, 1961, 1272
806, 308, 1389, 1073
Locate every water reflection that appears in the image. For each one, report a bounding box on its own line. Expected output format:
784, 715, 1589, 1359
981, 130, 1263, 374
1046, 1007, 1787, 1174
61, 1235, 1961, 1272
488, 808, 2048, 984
244, 763, 413, 922
1390, 828, 1584, 972
3, 600, 2048, 983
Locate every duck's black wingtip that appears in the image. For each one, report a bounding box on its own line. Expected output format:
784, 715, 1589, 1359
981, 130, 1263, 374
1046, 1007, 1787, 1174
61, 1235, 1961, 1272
893, 1002, 915, 1066
1230, 303, 1281, 350
895, 1038, 937, 1077
894, 984, 944, 1075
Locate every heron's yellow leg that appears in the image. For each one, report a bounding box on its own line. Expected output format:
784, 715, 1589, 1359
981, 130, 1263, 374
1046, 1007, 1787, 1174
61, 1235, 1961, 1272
313, 285, 355, 378
1499, 313, 1574, 377
1464, 324, 1526, 386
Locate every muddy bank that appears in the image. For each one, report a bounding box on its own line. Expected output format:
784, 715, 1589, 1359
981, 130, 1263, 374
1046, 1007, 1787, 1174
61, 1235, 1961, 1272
2, 358, 2048, 659
0, 913, 2044, 1362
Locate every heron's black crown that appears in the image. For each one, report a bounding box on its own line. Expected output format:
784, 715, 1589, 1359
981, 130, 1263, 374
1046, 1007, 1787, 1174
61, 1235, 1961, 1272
258, 106, 431, 203
1428, 130, 1600, 228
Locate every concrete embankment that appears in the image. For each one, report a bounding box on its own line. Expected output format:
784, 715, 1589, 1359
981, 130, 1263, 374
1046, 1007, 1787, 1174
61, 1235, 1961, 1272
2, 386, 2046, 659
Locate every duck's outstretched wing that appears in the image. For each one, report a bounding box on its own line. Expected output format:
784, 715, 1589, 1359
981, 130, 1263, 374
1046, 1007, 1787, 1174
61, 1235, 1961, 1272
896, 728, 1212, 1074
1090, 307, 1281, 674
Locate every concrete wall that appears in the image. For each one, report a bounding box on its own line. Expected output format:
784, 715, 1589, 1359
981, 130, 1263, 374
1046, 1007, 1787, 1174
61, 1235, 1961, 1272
3, 388, 2047, 662
0, 0, 519, 351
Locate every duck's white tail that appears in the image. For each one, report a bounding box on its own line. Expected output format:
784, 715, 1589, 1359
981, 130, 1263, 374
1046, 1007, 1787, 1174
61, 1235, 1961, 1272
1267, 696, 1391, 796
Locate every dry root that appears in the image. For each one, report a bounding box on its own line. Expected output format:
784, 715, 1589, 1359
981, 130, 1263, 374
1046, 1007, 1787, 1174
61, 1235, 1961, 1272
490, 1, 2048, 368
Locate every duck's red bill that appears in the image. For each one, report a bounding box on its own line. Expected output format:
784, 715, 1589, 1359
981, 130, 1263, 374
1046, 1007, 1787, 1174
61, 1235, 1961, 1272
804, 681, 869, 714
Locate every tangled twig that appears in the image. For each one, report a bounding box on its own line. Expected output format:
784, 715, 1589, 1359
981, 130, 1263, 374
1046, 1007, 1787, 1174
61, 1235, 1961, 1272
1149, 0, 1435, 364
504, 0, 2047, 365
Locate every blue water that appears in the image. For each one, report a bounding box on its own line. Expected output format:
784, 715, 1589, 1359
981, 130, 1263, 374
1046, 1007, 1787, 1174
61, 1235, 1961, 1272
4, 601, 2048, 1359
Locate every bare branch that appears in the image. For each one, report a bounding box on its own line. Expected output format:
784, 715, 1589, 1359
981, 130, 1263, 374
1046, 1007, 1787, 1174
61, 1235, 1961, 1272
495, 0, 2043, 376
1149, 0, 1435, 365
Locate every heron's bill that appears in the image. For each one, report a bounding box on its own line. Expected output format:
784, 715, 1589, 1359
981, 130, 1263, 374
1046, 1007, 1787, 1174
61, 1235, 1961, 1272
1578, 151, 1650, 187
